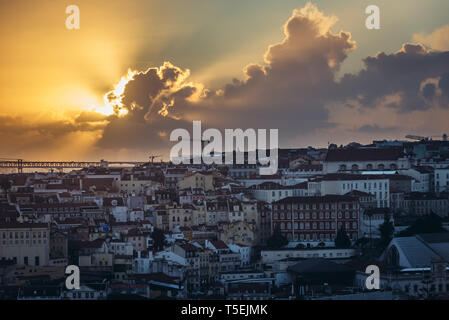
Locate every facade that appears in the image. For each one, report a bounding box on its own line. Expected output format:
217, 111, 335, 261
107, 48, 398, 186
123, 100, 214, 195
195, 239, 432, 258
168, 204, 194, 231
248, 182, 294, 203
118, 176, 160, 195
177, 172, 214, 191
0, 223, 50, 266
401, 192, 449, 217
360, 208, 393, 238
323, 147, 410, 173
308, 174, 390, 208
272, 195, 361, 242
261, 247, 357, 266
49, 229, 68, 260
435, 167, 449, 193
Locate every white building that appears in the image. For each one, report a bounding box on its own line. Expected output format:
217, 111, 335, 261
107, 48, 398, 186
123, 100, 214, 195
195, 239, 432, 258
261, 247, 357, 266
308, 174, 390, 208
109, 240, 133, 256
400, 167, 432, 193
0, 223, 50, 266
133, 250, 154, 274
247, 182, 294, 203
228, 243, 251, 267
110, 205, 128, 222
435, 167, 449, 192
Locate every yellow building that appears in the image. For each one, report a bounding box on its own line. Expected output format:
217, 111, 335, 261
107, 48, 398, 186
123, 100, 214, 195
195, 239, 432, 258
118, 176, 162, 195
168, 204, 194, 231
177, 172, 214, 191
192, 203, 207, 226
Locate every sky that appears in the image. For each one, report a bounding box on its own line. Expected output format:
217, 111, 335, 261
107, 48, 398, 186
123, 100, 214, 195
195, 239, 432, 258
1, 0, 449, 161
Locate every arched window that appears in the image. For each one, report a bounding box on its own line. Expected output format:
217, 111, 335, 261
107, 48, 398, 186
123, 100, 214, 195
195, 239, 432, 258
378, 164, 385, 170
366, 164, 373, 170
386, 245, 400, 266
351, 164, 359, 171
390, 163, 397, 170
339, 164, 347, 171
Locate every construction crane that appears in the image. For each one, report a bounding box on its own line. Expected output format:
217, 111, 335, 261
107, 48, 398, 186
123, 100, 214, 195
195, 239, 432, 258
405, 134, 448, 141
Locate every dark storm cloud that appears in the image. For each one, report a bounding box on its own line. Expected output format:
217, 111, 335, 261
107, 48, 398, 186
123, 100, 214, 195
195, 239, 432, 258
94, 3, 449, 153
338, 44, 449, 111
96, 3, 355, 151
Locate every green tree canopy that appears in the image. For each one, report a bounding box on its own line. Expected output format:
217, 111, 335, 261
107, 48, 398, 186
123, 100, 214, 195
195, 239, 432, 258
398, 213, 447, 237
151, 228, 167, 251
335, 226, 351, 248
267, 227, 288, 249
379, 213, 395, 249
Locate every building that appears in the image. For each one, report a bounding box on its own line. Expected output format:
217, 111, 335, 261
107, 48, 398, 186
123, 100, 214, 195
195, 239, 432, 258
382, 233, 449, 269
360, 208, 393, 238
400, 166, 433, 193
168, 204, 194, 231
118, 174, 160, 195
261, 247, 357, 266
205, 240, 241, 273
247, 182, 294, 203
173, 243, 201, 292
435, 167, 449, 193
308, 174, 390, 208
164, 168, 188, 189
272, 195, 361, 242
177, 172, 214, 191
0, 223, 50, 266
323, 147, 410, 173
402, 192, 449, 217
288, 259, 356, 297
49, 229, 68, 260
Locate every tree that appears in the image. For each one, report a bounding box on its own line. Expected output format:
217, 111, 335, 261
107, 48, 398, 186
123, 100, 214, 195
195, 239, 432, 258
151, 228, 167, 251
0, 177, 11, 198
335, 226, 351, 248
355, 237, 369, 251
267, 227, 288, 249
379, 213, 394, 249
398, 213, 446, 237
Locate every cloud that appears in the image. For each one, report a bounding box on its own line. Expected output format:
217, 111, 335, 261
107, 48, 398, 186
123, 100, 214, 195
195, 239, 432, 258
4, 3, 449, 160
93, 4, 449, 156
96, 2, 357, 152
0, 114, 106, 160
337, 43, 449, 112
356, 124, 398, 134
413, 25, 449, 51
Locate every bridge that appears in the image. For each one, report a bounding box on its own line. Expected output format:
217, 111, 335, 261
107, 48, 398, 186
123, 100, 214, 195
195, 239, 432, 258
0, 159, 149, 173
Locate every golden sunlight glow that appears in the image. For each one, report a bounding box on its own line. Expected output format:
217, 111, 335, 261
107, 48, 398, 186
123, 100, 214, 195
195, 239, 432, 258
91, 69, 137, 117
